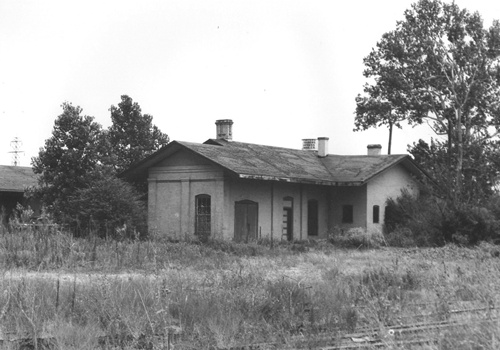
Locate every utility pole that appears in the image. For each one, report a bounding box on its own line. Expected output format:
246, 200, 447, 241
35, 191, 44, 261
9, 137, 24, 166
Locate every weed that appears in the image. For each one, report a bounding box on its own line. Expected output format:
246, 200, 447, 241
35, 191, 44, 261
0, 225, 499, 348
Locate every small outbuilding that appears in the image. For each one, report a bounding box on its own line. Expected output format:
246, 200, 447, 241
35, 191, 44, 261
122, 120, 428, 241
0, 165, 39, 224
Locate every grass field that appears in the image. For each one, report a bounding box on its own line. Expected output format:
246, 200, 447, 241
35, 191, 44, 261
0, 227, 499, 349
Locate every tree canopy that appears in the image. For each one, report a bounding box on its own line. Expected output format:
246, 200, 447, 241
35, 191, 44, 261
408, 138, 500, 203
108, 95, 169, 174
355, 0, 500, 194
32, 102, 108, 218
31, 96, 168, 236
354, 94, 406, 154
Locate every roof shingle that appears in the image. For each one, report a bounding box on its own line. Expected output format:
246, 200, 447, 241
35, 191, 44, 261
0, 166, 38, 192
178, 140, 412, 185
121, 139, 425, 185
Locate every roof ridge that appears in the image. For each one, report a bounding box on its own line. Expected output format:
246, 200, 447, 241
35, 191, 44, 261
121, 139, 428, 185
237, 142, 308, 178
204, 139, 313, 153
198, 139, 409, 158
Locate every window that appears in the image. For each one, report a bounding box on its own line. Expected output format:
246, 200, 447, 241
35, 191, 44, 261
342, 205, 353, 224
373, 205, 380, 224
307, 199, 319, 236
282, 197, 293, 241
195, 194, 211, 236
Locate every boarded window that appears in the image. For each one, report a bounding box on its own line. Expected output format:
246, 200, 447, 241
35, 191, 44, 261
282, 197, 293, 241
342, 205, 353, 224
195, 194, 211, 236
307, 199, 319, 236
373, 205, 380, 224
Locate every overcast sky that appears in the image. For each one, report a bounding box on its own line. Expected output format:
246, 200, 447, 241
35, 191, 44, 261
1, 0, 500, 166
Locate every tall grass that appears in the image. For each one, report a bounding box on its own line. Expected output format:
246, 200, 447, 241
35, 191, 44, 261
0, 226, 499, 348
0, 225, 273, 271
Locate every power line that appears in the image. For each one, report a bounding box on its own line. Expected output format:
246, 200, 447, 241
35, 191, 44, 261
9, 137, 24, 166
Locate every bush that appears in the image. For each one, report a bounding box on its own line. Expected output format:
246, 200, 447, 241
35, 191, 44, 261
442, 203, 500, 245
384, 226, 417, 247
65, 171, 146, 238
385, 190, 500, 246
329, 227, 385, 249
385, 190, 445, 246
195, 238, 267, 257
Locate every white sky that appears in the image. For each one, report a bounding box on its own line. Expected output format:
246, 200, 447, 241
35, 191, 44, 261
1, 0, 500, 166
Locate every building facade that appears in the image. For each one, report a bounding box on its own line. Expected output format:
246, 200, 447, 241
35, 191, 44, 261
123, 120, 426, 241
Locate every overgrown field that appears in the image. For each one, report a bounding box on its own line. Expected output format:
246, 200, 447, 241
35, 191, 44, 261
0, 227, 499, 349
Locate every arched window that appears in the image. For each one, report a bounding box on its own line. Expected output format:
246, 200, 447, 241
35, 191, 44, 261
373, 205, 380, 224
195, 194, 211, 236
308, 199, 319, 236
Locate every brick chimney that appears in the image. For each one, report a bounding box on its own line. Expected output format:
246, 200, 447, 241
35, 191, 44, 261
317, 137, 329, 157
215, 119, 233, 140
302, 139, 316, 151
367, 144, 382, 156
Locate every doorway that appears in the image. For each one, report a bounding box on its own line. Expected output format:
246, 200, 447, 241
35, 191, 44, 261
282, 197, 293, 241
234, 200, 258, 242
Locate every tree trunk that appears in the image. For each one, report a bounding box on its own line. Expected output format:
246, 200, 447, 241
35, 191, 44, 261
388, 120, 393, 155
456, 109, 463, 195
447, 117, 453, 167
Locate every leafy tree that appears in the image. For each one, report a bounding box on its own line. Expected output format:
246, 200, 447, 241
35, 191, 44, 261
358, 0, 500, 194
65, 168, 146, 238
406, 137, 500, 245
108, 95, 169, 174
32, 98, 169, 235
32, 103, 108, 220
354, 93, 407, 155
409, 137, 500, 204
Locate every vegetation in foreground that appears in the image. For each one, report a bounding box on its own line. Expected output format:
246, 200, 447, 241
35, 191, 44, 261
0, 226, 499, 349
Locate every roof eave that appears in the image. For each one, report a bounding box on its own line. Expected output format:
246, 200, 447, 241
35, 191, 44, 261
121, 140, 241, 180
238, 174, 364, 186
359, 155, 435, 185
119, 141, 181, 179
0, 188, 26, 193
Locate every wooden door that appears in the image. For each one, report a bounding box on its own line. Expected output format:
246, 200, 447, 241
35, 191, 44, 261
234, 200, 258, 242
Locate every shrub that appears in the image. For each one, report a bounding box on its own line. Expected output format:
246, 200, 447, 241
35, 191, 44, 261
10, 203, 35, 224
384, 226, 417, 247
385, 190, 445, 246
385, 189, 500, 246
329, 227, 385, 249
200, 239, 267, 257
443, 203, 500, 245
64, 170, 146, 238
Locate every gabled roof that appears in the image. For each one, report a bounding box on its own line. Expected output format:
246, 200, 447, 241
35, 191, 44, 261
0, 165, 38, 193
121, 139, 429, 186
